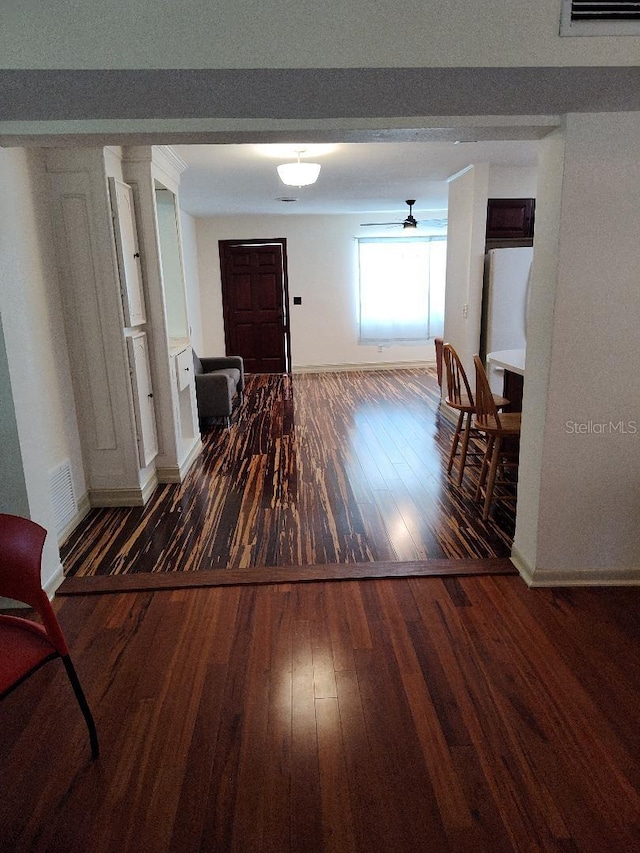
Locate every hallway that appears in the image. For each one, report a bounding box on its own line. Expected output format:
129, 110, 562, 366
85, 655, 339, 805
60, 369, 516, 589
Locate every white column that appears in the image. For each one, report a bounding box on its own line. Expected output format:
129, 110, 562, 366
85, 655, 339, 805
513, 112, 640, 585
443, 164, 490, 377
0, 149, 66, 594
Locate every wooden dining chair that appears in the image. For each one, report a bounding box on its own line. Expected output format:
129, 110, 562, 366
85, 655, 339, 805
0, 513, 99, 760
442, 343, 476, 484
442, 343, 508, 485
472, 356, 522, 520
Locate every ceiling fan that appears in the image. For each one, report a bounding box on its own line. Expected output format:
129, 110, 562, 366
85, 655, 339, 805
360, 199, 447, 230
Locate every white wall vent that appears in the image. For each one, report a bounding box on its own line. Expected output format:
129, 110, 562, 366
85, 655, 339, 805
561, 0, 640, 34
50, 459, 77, 538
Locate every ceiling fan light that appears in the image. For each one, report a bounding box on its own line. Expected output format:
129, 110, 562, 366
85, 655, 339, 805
277, 161, 321, 187
403, 219, 418, 229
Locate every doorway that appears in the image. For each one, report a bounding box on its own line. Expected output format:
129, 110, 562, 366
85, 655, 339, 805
218, 239, 291, 374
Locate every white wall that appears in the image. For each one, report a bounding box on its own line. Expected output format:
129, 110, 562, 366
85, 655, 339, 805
0, 316, 30, 518
514, 112, 640, 584
2, 1, 638, 68
180, 210, 204, 354
513, 129, 565, 577
442, 162, 538, 388
442, 165, 490, 376
0, 148, 86, 592
194, 213, 442, 369
489, 166, 538, 199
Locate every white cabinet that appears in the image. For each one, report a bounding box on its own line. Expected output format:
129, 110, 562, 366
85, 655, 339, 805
156, 188, 189, 340
127, 332, 159, 467
175, 345, 192, 391
46, 145, 201, 507
109, 177, 146, 327
123, 146, 201, 483
47, 150, 145, 506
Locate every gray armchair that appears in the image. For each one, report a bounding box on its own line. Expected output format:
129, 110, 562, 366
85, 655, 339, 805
192, 352, 245, 427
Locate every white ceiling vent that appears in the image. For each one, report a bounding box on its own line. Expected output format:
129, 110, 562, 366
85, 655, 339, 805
561, 0, 640, 34
50, 459, 77, 539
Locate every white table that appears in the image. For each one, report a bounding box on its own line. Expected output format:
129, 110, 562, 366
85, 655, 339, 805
486, 349, 526, 377
486, 349, 526, 410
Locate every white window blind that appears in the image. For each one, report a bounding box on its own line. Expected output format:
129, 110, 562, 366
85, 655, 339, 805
358, 237, 446, 344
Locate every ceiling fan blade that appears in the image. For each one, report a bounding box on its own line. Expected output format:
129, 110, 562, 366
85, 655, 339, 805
360, 221, 402, 227
417, 218, 448, 228
360, 201, 448, 229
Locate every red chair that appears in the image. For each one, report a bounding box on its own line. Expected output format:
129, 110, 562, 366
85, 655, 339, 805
0, 513, 99, 760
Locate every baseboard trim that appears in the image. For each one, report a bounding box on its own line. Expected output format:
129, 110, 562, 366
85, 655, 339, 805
44, 562, 65, 600
157, 439, 202, 484
155, 466, 182, 484
510, 546, 535, 585
89, 473, 158, 508
511, 545, 640, 587
57, 492, 91, 546
292, 360, 436, 374
142, 472, 158, 503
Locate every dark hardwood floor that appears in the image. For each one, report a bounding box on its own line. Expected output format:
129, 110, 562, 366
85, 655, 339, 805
2, 577, 639, 852
60, 369, 516, 590
5, 372, 636, 852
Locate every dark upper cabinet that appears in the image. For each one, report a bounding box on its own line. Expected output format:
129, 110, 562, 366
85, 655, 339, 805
486, 198, 535, 241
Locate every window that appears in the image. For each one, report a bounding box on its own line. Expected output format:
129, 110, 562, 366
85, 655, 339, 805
357, 237, 446, 344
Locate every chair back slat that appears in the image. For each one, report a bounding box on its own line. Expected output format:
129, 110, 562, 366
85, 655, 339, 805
0, 514, 68, 654
473, 356, 502, 429
443, 344, 474, 407
0, 514, 47, 608
0, 513, 98, 759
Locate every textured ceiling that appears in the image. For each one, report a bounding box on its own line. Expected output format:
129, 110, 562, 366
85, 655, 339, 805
174, 139, 540, 218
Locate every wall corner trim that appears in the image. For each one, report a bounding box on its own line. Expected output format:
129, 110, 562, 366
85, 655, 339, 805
156, 437, 202, 484
510, 546, 640, 587
509, 546, 535, 586
44, 562, 65, 600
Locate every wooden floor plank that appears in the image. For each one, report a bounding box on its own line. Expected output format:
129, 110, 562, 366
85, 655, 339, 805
58, 557, 517, 595
316, 697, 359, 853
290, 613, 324, 852
60, 369, 516, 590
2, 577, 640, 852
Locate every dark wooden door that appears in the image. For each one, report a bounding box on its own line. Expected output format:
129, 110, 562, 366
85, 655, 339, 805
219, 240, 290, 374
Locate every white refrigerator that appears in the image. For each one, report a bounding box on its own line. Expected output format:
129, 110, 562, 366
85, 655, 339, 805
482, 246, 533, 394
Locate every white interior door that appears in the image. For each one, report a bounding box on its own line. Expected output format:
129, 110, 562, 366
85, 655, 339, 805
126, 332, 158, 468
109, 177, 146, 327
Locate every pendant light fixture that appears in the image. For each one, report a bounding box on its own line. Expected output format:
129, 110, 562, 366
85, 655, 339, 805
277, 150, 321, 187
